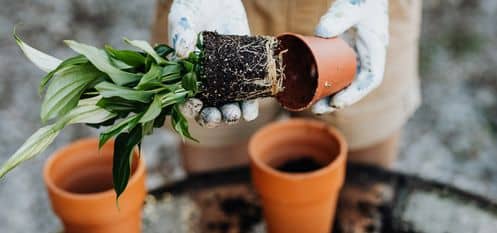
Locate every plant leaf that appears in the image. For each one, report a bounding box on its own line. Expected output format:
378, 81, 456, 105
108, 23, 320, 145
153, 107, 171, 128
97, 97, 146, 114
142, 120, 154, 136
65, 40, 140, 85
14, 34, 62, 73
41, 63, 102, 122
161, 73, 181, 83
124, 38, 166, 64
136, 63, 162, 90
113, 125, 142, 199
162, 90, 189, 107
99, 113, 142, 149
0, 97, 115, 178
60, 99, 116, 126
140, 94, 162, 123
104, 45, 146, 67
171, 104, 197, 142
162, 63, 182, 76
0, 125, 59, 178
109, 57, 133, 70
154, 44, 175, 58
39, 55, 88, 95
187, 51, 200, 63
181, 60, 194, 72
95, 82, 154, 103
181, 72, 198, 95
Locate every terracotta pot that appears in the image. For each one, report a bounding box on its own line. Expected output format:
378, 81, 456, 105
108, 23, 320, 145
249, 119, 347, 233
43, 138, 146, 233
276, 33, 357, 111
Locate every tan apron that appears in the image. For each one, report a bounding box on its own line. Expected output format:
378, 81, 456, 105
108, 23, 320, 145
151, 0, 422, 149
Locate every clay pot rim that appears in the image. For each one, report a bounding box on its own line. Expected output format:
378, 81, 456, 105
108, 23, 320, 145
249, 119, 347, 180
43, 138, 146, 200
276, 32, 319, 111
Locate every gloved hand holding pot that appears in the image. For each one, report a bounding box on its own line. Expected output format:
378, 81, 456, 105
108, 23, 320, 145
181, 31, 357, 127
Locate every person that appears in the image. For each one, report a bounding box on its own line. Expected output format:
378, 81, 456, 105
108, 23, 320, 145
151, 0, 421, 172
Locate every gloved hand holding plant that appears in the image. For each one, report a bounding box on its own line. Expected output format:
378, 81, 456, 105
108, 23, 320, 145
169, 0, 259, 127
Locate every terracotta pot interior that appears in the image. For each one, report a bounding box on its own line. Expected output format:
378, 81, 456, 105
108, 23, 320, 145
255, 125, 341, 175
48, 148, 139, 195
276, 35, 318, 110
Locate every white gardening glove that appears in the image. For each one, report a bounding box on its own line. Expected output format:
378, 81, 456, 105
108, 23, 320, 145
312, 0, 389, 114
169, 0, 259, 128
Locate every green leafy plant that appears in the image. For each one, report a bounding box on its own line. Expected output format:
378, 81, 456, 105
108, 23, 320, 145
1, 31, 288, 201
1, 34, 201, 199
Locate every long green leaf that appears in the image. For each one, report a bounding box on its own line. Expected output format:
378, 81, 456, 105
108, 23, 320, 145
104, 45, 146, 67
14, 34, 62, 73
124, 38, 166, 64
113, 125, 142, 199
41, 64, 102, 122
39, 55, 88, 95
96, 97, 146, 114
161, 73, 182, 83
162, 63, 182, 76
140, 95, 162, 123
154, 44, 175, 58
0, 126, 59, 178
135, 63, 162, 90
142, 120, 154, 136
153, 108, 170, 129
0, 97, 115, 178
98, 113, 142, 149
161, 90, 189, 107
182, 72, 198, 95
95, 82, 154, 103
59, 96, 116, 126
65, 40, 140, 85
171, 104, 197, 142
109, 57, 133, 70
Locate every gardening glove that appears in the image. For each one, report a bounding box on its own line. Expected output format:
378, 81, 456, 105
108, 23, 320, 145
169, 0, 259, 128
312, 0, 389, 114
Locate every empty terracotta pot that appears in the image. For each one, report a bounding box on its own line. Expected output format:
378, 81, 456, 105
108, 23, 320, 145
276, 33, 357, 111
43, 138, 146, 233
249, 119, 347, 233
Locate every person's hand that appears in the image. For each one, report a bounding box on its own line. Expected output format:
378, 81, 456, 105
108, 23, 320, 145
312, 0, 389, 114
169, 0, 259, 128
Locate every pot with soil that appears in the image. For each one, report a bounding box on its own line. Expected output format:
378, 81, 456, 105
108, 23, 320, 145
249, 119, 347, 233
43, 138, 146, 233
197, 31, 357, 110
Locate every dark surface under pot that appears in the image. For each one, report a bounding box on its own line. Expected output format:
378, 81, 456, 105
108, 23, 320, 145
146, 163, 497, 233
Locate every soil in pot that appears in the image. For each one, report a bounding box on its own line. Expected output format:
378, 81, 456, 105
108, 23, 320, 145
274, 156, 325, 173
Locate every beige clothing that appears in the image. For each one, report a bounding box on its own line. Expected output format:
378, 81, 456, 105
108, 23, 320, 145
152, 0, 421, 150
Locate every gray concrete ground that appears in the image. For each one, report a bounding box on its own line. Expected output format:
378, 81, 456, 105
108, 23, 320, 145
0, 0, 496, 232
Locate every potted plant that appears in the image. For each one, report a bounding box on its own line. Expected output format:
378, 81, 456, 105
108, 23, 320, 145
44, 138, 146, 233
249, 119, 348, 233
0, 31, 355, 198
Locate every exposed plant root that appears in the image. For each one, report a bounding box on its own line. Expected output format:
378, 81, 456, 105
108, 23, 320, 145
197, 32, 285, 107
